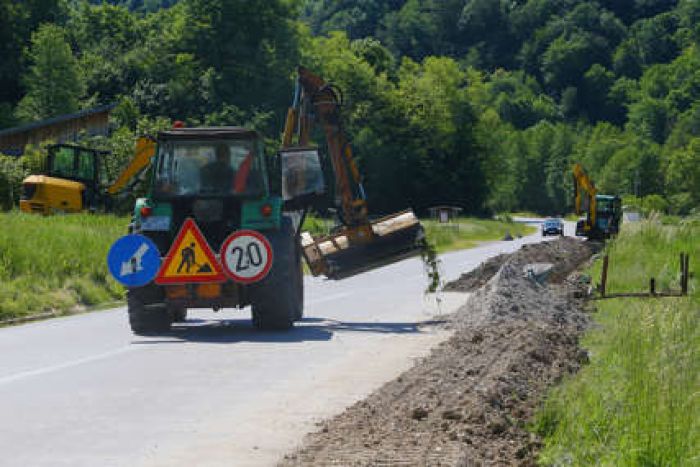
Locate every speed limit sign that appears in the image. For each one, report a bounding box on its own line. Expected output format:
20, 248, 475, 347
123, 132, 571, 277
220, 230, 273, 283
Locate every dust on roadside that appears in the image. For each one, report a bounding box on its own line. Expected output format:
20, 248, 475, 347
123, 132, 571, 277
281, 238, 596, 466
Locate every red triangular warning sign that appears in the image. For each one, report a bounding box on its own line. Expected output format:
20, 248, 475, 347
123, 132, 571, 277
155, 218, 226, 284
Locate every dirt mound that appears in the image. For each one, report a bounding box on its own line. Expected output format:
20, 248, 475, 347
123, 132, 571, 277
442, 252, 510, 293
281, 239, 594, 466
444, 237, 595, 292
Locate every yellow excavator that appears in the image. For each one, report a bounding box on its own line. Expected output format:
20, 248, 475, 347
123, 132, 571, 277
19, 139, 155, 214
572, 163, 622, 240
282, 66, 425, 279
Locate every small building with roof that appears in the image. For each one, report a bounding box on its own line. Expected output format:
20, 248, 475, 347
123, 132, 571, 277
428, 205, 463, 223
0, 104, 115, 156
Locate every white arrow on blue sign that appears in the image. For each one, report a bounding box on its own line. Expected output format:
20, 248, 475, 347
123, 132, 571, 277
107, 234, 161, 287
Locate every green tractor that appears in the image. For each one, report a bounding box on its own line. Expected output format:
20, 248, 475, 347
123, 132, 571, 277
127, 127, 323, 334
122, 71, 425, 335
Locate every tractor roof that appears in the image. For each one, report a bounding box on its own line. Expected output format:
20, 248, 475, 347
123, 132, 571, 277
158, 126, 260, 141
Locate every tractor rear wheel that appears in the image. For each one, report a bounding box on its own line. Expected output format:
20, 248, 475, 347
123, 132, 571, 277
250, 217, 304, 330
127, 285, 171, 335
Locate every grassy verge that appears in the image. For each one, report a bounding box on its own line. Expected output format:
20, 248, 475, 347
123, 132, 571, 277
0, 212, 535, 321
304, 215, 536, 254
533, 220, 699, 465
422, 217, 535, 253
0, 212, 126, 321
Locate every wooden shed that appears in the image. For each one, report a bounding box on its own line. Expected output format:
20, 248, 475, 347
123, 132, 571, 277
0, 104, 115, 156
428, 205, 463, 223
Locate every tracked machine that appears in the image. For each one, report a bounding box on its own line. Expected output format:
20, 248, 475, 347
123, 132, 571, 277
572, 163, 622, 240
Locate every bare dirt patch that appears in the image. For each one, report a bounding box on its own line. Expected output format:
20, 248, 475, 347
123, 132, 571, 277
280, 238, 595, 466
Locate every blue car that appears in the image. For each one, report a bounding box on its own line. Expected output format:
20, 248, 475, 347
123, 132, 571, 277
542, 218, 564, 236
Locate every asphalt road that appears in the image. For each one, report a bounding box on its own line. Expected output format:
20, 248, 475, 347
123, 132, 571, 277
0, 219, 565, 467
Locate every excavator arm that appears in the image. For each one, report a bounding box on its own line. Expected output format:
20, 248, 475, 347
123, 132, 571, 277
283, 66, 368, 227
572, 163, 597, 229
282, 67, 424, 279
106, 137, 156, 196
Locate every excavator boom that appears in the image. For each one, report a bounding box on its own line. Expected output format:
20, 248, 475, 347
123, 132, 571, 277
572, 163, 597, 229
284, 67, 367, 227
283, 66, 425, 279
107, 137, 156, 195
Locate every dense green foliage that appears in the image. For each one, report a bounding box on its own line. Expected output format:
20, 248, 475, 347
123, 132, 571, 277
0, 0, 698, 214
0, 213, 125, 320
533, 220, 699, 464
15, 24, 86, 122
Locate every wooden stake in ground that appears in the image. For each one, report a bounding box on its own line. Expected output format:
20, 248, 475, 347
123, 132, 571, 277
682, 253, 690, 296
601, 255, 609, 298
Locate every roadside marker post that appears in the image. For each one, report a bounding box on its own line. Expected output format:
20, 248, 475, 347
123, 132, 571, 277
155, 218, 226, 284
107, 235, 161, 287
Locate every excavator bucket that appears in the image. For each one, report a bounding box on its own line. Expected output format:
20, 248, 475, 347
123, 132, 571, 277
301, 210, 425, 279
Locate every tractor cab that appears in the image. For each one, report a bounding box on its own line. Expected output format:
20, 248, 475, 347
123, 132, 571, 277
133, 127, 324, 255
20, 144, 109, 214
126, 126, 326, 334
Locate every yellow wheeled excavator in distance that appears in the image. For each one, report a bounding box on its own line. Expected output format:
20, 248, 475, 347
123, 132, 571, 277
282, 66, 426, 279
19, 138, 156, 214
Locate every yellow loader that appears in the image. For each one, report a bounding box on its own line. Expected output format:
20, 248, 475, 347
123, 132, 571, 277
19, 140, 155, 214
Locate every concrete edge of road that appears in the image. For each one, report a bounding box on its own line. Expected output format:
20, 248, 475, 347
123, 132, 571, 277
0, 301, 124, 328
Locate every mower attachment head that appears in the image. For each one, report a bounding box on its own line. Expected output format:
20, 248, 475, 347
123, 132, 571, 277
301, 210, 425, 279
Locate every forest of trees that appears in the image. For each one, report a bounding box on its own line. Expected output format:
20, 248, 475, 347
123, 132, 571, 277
1, 0, 699, 215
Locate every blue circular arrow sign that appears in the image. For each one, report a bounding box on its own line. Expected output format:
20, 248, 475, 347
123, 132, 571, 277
107, 234, 161, 287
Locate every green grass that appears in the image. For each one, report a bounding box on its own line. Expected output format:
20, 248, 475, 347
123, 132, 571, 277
0, 212, 533, 320
0, 212, 127, 321
533, 220, 699, 465
301, 214, 334, 236
422, 217, 536, 253
303, 214, 536, 253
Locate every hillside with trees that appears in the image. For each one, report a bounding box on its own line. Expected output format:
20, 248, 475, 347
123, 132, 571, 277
1, 0, 698, 214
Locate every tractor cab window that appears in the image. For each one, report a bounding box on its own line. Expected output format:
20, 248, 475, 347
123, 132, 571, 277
154, 139, 266, 197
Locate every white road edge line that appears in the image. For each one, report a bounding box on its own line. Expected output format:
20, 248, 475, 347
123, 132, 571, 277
0, 346, 135, 386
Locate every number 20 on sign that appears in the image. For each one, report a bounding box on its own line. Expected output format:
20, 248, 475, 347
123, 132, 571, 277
220, 230, 273, 284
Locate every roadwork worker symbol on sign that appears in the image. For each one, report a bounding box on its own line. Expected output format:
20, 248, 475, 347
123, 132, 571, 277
220, 230, 273, 284
155, 218, 225, 284
106, 234, 161, 287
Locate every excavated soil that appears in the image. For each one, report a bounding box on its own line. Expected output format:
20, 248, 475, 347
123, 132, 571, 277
281, 238, 596, 466
444, 237, 597, 293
